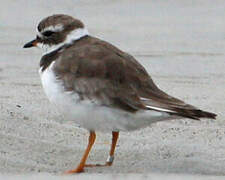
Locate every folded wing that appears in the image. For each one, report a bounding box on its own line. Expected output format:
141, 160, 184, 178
54, 36, 216, 120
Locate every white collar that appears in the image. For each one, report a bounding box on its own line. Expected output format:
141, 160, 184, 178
37, 28, 89, 55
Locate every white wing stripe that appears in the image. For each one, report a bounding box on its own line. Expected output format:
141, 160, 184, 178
146, 105, 175, 113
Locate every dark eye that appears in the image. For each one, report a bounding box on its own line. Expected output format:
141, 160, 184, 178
42, 31, 55, 37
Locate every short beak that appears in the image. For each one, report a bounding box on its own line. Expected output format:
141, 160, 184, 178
23, 39, 38, 48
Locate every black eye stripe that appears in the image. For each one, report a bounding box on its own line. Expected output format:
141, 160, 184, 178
42, 31, 55, 37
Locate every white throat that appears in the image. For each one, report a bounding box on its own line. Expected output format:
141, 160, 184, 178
37, 28, 89, 55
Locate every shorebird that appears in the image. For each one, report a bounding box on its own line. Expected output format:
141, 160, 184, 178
24, 14, 216, 173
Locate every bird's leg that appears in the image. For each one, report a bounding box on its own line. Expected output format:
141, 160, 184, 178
85, 131, 119, 167
65, 131, 96, 174
106, 131, 119, 166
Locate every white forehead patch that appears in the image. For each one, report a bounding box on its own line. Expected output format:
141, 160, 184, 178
37, 31, 43, 38
41, 24, 64, 33
36, 24, 64, 38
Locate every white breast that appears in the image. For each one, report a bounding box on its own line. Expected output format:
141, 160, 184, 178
39, 62, 69, 103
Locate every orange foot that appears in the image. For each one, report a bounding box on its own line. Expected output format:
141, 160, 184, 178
64, 168, 84, 174
85, 162, 112, 167
65, 162, 113, 174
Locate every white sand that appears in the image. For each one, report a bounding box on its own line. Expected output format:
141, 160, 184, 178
0, 0, 225, 179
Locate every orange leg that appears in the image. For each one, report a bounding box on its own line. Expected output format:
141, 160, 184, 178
106, 131, 119, 166
65, 131, 96, 174
85, 131, 119, 167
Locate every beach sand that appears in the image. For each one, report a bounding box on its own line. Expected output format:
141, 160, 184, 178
0, 0, 225, 179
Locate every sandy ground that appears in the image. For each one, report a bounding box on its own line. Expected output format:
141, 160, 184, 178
1, 0, 225, 179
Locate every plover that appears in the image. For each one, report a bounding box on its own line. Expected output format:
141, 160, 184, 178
24, 14, 216, 173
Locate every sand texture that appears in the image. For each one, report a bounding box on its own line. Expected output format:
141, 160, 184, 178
0, 0, 225, 179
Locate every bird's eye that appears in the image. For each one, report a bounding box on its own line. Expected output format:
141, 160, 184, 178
42, 31, 55, 37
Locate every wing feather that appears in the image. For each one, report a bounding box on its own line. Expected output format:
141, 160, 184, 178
53, 36, 216, 119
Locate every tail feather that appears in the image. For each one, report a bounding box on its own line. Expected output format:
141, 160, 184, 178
192, 109, 217, 119
171, 108, 217, 120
